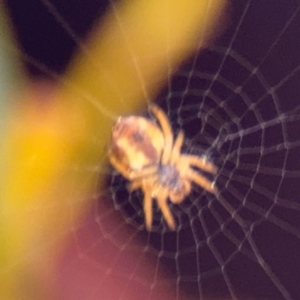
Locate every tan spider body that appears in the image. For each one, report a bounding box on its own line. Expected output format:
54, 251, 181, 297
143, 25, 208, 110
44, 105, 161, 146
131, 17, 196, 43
108, 104, 217, 230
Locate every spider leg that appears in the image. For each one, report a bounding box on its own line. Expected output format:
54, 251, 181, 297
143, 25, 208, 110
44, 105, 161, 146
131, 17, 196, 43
142, 185, 153, 231
186, 169, 217, 194
181, 155, 218, 174
108, 150, 132, 179
170, 130, 184, 165
149, 104, 174, 165
127, 179, 143, 191
157, 195, 176, 230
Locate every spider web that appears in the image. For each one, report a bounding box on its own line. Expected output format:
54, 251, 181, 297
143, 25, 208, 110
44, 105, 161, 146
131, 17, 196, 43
4, 0, 300, 299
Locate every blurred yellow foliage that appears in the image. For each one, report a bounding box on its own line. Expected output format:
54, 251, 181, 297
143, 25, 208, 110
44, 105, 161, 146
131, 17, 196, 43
0, 0, 227, 299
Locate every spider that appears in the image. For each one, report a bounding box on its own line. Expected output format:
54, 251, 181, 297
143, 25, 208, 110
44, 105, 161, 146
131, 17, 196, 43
108, 104, 217, 230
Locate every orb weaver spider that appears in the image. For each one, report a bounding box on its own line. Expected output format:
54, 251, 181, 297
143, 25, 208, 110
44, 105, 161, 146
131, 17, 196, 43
108, 104, 217, 230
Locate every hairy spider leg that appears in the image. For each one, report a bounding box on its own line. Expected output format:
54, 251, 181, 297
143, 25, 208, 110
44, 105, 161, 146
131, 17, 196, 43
170, 130, 184, 165
186, 168, 216, 194
181, 155, 218, 174
131, 178, 176, 230
127, 179, 153, 230
157, 193, 176, 230
142, 185, 153, 231
128, 178, 143, 191
149, 104, 174, 165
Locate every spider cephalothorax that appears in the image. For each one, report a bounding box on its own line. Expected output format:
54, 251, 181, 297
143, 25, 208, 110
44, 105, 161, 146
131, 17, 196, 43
108, 104, 217, 230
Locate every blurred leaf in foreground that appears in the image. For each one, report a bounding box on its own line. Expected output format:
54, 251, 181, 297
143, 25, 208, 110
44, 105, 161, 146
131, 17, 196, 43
0, 1, 228, 299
